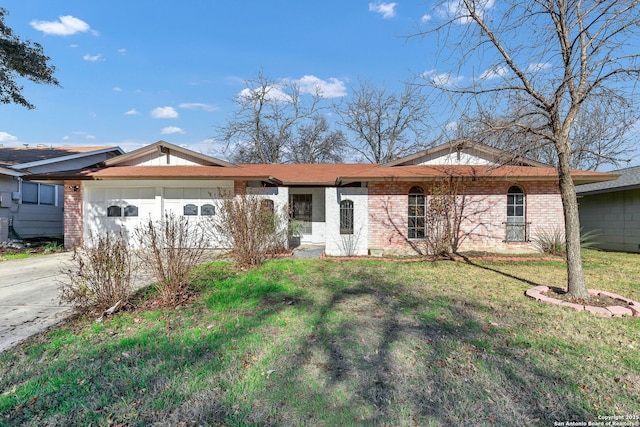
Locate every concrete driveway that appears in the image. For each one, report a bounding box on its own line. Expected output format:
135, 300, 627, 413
0, 252, 74, 352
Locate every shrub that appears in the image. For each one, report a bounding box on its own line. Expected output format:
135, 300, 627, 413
134, 211, 209, 305
423, 179, 466, 258
533, 227, 601, 255
210, 192, 288, 268
59, 232, 133, 314
532, 227, 566, 255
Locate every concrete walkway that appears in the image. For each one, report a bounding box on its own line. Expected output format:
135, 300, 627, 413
0, 252, 74, 352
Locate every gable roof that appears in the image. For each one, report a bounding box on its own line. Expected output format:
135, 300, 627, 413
575, 166, 639, 195
381, 139, 549, 168
104, 140, 237, 168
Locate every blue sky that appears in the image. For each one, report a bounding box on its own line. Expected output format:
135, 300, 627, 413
1, 1, 638, 166
1, 1, 447, 157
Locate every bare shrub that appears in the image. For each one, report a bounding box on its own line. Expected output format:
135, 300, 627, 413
134, 211, 209, 305
423, 179, 466, 258
60, 232, 133, 314
211, 192, 287, 268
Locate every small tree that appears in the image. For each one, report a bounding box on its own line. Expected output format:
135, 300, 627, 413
134, 212, 209, 305
60, 232, 133, 315
211, 192, 288, 268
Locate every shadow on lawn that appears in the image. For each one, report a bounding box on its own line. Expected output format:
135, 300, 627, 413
460, 255, 550, 288
264, 266, 590, 426
3, 261, 590, 426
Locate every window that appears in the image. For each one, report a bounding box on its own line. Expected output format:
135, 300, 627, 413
124, 205, 139, 217
290, 194, 312, 234
21, 182, 56, 205
506, 185, 526, 242
21, 182, 38, 204
340, 200, 354, 234
260, 199, 274, 214
408, 186, 426, 239
107, 205, 122, 217
201, 204, 215, 216
183, 204, 198, 216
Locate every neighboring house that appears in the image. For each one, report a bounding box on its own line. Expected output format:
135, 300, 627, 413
0, 145, 124, 241
31, 140, 615, 255
576, 166, 639, 253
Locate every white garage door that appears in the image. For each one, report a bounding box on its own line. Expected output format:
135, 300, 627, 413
85, 187, 156, 242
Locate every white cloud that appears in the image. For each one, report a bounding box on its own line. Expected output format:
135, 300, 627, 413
179, 103, 219, 112
479, 66, 509, 80
83, 53, 103, 62
30, 15, 92, 36
113, 87, 122, 92
293, 75, 347, 98
437, 0, 495, 24
125, 109, 140, 116
118, 48, 127, 55
369, 2, 398, 19
71, 131, 96, 140
239, 86, 291, 103
151, 107, 179, 119
424, 70, 464, 87
0, 132, 18, 142
527, 62, 552, 72
239, 75, 347, 103
421, 14, 432, 23
161, 126, 186, 135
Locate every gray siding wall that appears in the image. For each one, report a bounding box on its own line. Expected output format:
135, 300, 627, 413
578, 189, 640, 253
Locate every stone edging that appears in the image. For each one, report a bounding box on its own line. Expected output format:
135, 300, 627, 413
526, 286, 640, 318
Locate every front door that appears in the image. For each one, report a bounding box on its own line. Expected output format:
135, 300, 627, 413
290, 194, 312, 235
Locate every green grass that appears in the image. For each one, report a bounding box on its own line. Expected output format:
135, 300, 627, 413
1, 250, 639, 426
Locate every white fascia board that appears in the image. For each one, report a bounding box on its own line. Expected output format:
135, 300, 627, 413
12, 147, 124, 170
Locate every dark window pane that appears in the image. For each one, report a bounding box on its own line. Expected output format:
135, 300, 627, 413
22, 182, 38, 204
183, 204, 198, 216
201, 204, 215, 216
40, 184, 55, 205
124, 205, 138, 217
107, 205, 122, 217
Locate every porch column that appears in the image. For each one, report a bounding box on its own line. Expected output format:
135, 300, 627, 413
63, 180, 83, 249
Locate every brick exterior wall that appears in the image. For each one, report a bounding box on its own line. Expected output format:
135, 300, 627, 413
368, 180, 564, 255
234, 180, 247, 195
63, 180, 83, 249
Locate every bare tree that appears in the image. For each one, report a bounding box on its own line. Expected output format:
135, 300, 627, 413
288, 115, 347, 163
1, 7, 59, 109
335, 79, 433, 163
417, 0, 640, 298
218, 72, 327, 164
460, 98, 635, 170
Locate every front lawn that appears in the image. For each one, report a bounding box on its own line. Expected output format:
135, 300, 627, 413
1, 250, 638, 426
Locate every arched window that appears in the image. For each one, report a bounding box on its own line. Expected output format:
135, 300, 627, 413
183, 204, 198, 216
124, 205, 139, 217
408, 186, 426, 239
340, 200, 354, 235
506, 185, 526, 242
107, 205, 122, 217
201, 204, 215, 216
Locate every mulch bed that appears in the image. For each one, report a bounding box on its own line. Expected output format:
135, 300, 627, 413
547, 287, 630, 309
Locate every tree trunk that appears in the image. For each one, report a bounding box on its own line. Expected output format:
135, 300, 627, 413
557, 148, 589, 299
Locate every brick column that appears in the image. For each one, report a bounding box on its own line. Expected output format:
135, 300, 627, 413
234, 180, 247, 196
64, 180, 83, 249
